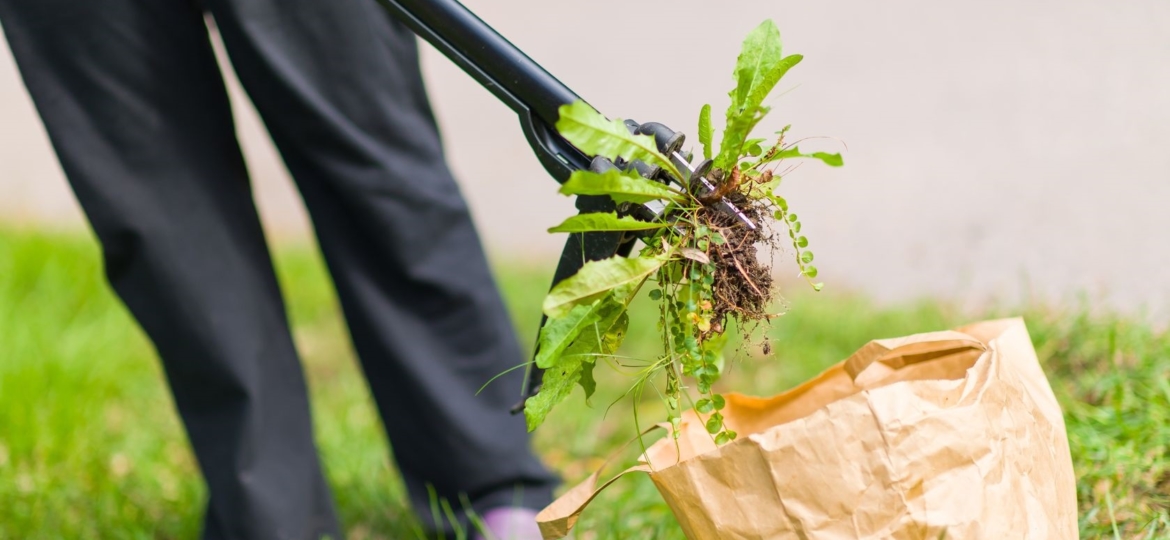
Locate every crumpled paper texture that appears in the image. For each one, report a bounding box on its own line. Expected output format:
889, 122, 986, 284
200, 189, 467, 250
537, 318, 1078, 539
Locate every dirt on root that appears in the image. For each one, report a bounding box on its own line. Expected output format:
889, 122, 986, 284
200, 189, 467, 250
699, 194, 776, 328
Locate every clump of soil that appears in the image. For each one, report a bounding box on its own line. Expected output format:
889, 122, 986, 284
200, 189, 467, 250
699, 194, 775, 327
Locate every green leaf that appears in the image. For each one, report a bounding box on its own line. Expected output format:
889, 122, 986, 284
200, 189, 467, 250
803, 265, 818, 278
558, 169, 685, 205
524, 360, 583, 431
600, 311, 629, 353
698, 104, 713, 160
566, 307, 628, 408
695, 398, 714, 414
715, 105, 769, 172
796, 236, 808, 248
534, 303, 602, 369
731, 20, 785, 113
701, 330, 731, 373
542, 283, 633, 366
744, 54, 802, 117
705, 413, 724, 434
555, 101, 681, 179
744, 138, 766, 157
577, 360, 597, 406
715, 20, 803, 170
712, 394, 726, 411
543, 255, 666, 318
648, 289, 662, 300
806, 151, 843, 167
715, 431, 732, 445
758, 145, 844, 167
547, 213, 669, 234
525, 293, 630, 430
565, 307, 628, 359
801, 251, 814, 264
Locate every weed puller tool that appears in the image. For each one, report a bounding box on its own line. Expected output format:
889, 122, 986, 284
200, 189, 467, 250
376, 0, 756, 411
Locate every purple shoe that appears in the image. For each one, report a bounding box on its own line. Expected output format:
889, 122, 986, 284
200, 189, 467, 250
473, 507, 543, 540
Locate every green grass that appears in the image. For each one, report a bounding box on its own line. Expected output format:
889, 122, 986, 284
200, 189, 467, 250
0, 228, 1166, 539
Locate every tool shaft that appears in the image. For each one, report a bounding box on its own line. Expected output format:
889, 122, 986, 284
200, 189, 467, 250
376, 0, 579, 127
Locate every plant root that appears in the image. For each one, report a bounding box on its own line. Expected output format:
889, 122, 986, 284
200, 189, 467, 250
698, 194, 775, 328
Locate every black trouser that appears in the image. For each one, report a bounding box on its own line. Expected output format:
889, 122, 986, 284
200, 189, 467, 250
0, 0, 556, 537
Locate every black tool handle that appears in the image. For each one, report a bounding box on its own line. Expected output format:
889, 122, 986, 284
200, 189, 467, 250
375, 0, 668, 412
376, 0, 591, 182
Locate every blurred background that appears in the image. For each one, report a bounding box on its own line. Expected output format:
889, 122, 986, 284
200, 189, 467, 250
3, 0, 1169, 316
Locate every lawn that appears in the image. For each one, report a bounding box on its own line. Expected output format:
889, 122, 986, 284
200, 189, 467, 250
0, 228, 1166, 539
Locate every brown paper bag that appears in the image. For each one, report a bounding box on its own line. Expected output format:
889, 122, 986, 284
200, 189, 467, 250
537, 318, 1078, 539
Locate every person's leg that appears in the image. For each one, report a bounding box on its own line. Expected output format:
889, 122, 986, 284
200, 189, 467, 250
0, 2, 339, 538
202, 0, 557, 531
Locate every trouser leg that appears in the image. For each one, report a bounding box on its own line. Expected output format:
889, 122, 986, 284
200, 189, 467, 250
201, 0, 558, 530
0, 2, 339, 539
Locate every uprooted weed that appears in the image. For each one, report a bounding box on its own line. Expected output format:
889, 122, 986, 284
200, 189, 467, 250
699, 197, 775, 327
525, 19, 842, 441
